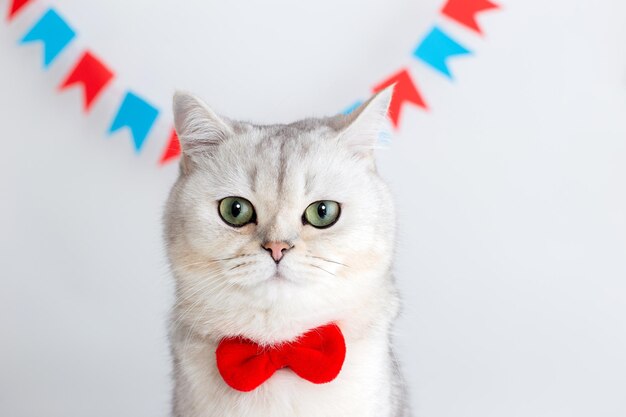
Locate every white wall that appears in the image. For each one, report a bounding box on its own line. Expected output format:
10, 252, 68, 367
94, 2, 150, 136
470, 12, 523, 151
2, 0, 625, 416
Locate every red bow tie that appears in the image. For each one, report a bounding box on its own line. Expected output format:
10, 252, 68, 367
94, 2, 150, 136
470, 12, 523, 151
216, 324, 346, 392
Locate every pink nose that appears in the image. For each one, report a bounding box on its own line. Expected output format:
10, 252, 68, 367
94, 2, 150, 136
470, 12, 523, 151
262, 241, 292, 263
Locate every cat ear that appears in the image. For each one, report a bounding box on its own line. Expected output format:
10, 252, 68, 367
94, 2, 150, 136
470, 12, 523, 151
334, 85, 394, 161
173, 91, 233, 173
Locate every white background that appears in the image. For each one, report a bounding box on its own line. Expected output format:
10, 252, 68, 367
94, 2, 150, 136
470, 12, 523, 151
1, 0, 625, 416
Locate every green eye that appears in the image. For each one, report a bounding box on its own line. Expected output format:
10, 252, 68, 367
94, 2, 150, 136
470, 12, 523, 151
303, 200, 341, 228
218, 197, 256, 227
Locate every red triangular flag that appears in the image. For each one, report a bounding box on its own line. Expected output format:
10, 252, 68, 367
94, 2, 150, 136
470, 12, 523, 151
372, 68, 427, 129
7, 0, 33, 20
59, 51, 114, 111
159, 129, 181, 165
441, 0, 499, 34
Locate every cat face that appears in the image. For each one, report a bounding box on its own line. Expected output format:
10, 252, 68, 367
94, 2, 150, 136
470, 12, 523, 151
164, 89, 397, 344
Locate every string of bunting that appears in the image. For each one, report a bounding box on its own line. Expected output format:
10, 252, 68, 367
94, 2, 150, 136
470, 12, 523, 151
5, 0, 498, 166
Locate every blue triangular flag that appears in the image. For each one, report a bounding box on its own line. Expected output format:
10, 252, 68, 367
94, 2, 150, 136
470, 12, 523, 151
413, 26, 471, 79
109, 92, 159, 153
342, 100, 363, 115
20, 8, 76, 68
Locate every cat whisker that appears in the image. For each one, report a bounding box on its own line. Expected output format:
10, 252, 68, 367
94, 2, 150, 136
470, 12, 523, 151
228, 262, 249, 271
171, 273, 234, 331
174, 274, 228, 310
308, 263, 336, 277
169, 255, 257, 275
211, 254, 255, 262
179, 278, 241, 352
306, 254, 349, 268
171, 258, 258, 329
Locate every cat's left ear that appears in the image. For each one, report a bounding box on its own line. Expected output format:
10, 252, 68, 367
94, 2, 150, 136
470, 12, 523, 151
333, 85, 394, 164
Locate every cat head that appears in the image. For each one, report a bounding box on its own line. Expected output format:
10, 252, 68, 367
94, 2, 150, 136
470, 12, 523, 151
164, 88, 398, 344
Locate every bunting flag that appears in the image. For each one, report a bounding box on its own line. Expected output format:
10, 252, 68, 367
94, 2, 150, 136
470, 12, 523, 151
109, 92, 159, 152
413, 26, 471, 79
7, 0, 33, 20
372, 69, 427, 128
342, 100, 363, 115
59, 51, 114, 111
441, 0, 499, 34
5, 0, 498, 166
20, 8, 75, 68
159, 129, 181, 165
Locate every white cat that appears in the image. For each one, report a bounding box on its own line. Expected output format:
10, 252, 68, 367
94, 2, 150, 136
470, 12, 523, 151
163, 87, 409, 417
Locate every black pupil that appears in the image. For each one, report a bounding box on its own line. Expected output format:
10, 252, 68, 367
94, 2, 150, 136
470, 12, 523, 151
317, 203, 327, 218
231, 201, 242, 217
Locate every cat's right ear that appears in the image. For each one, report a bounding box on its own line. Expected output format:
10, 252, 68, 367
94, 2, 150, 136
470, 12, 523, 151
173, 91, 233, 174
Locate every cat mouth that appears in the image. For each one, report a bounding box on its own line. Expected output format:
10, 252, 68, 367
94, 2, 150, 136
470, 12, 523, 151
266, 270, 303, 285
269, 271, 289, 281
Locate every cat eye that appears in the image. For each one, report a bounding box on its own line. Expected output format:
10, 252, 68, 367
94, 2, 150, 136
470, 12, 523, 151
303, 200, 341, 228
218, 197, 256, 227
